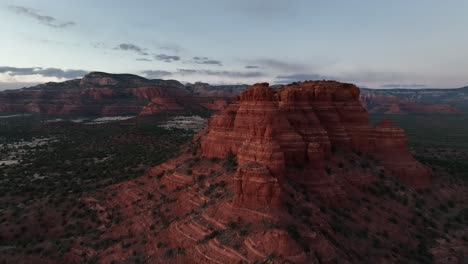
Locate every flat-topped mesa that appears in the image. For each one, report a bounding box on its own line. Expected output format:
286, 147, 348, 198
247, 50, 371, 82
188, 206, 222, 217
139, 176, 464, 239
373, 119, 431, 187
282, 80, 360, 101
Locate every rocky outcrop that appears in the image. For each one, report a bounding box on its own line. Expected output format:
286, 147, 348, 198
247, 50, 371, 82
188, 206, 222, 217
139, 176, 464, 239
198, 99, 229, 111
139, 97, 184, 115
373, 119, 431, 187
199, 81, 430, 193
201, 81, 376, 158
233, 162, 281, 210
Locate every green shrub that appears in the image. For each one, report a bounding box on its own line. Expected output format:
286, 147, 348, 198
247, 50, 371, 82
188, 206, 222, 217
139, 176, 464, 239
223, 151, 237, 172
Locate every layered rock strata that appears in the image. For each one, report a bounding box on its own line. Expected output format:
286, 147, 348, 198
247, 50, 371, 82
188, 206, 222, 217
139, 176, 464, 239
373, 119, 431, 187
199, 81, 430, 192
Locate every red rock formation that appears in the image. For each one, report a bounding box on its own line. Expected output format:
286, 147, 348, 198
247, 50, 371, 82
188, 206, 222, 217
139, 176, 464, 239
236, 84, 306, 165
199, 103, 241, 157
233, 162, 281, 210
237, 133, 285, 177
373, 119, 431, 187
279, 87, 332, 156
199, 99, 229, 111
201, 81, 374, 159
0, 72, 237, 116
199, 81, 430, 192
80, 88, 116, 100
139, 97, 184, 115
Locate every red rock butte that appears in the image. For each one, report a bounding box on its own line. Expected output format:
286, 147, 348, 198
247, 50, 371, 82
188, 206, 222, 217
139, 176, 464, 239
144, 80, 430, 263
198, 81, 431, 190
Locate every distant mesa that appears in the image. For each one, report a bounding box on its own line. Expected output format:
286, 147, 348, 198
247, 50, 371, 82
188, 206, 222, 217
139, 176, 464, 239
0, 72, 248, 116
360, 87, 468, 114
1, 71, 467, 116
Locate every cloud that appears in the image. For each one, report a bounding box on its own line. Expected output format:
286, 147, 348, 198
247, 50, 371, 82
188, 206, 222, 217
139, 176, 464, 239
91, 42, 107, 49
380, 84, 428, 88
0, 82, 41, 91
35, 68, 88, 79
159, 44, 182, 53
136, 58, 152, 62
154, 54, 180, 62
245, 65, 260, 69
251, 59, 305, 72
0, 66, 37, 75
177, 69, 198, 75
114, 43, 149, 56
275, 73, 330, 83
0, 66, 88, 79
324, 69, 442, 85
177, 69, 264, 78
141, 70, 173, 78
9, 5, 76, 28
141, 69, 265, 79
192, 57, 223, 66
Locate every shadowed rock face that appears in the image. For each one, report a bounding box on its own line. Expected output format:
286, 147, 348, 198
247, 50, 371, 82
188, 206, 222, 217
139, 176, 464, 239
200, 81, 430, 194
373, 119, 431, 187
233, 162, 281, 210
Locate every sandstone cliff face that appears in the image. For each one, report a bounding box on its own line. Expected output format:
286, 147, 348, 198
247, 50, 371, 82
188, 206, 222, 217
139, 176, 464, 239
233, 162, 281, 210
373, 119, 431, 187
139, 97, 184, 115
199, 81, 430, 190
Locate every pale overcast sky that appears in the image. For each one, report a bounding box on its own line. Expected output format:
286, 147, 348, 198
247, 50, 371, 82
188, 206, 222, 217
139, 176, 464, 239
1, 0, 468, 89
